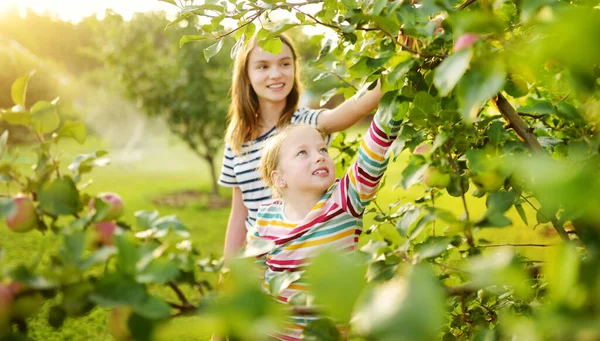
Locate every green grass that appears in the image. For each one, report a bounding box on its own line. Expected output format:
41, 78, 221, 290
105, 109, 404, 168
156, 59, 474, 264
0, 132, 558, 340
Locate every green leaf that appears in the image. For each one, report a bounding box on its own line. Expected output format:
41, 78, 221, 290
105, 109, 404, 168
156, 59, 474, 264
268, 271, 301, 297
434, 49, 472, 96
80, 246, 117, 271
1, 110, 32, 126
400, 161, 428, 190
91, 273, 147, 307
258, 36, 283, 55
416, 236, 452, 261
31, 100, 60, 134
341, 0, 359, 9
376, 92, 408, 134
514, 203, 528, 225
135, 210, 160, 230
411, 92, 439, 118
115, 232, 139, 276
154, 215, 190, 238
371, 0, 388, 15
158, 0, 177, 5
305, 250, 367, 323
0, 198, 16, 218
133, 296, 171, 320
38, 176, 81, 216
11, 70, 36, 107
457, 60, 506, 121
353, 265, 446, 340
204, 40, 224, 62
68, 150, 109, 180
396, 207, 421, 237
546, 243, 579, 303
7, 265, 58, 289
518, 101, 555, 115
486, 191, 517, 214
57, 120, 87, 144
387, 59, 415, 86
179, 35, 208, 48
136, 259, 180, 284
243, 237, 276, 258
59, 230, 86, 267
303, 318, 343, 341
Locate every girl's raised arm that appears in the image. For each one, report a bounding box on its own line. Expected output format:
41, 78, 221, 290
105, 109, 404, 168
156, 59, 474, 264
334, 104, 403, 216
317, 80, 383, 134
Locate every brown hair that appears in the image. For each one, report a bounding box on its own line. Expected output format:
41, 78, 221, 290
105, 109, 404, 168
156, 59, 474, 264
225, 34, 302, 155
259, 124, 328, 198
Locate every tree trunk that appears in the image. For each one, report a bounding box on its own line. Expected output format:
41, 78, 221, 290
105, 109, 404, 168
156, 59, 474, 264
205, 155, 220, 197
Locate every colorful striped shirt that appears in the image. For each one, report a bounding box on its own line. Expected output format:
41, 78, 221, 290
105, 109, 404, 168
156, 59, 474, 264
246, 111, 402, 340
218, 108, 325, 230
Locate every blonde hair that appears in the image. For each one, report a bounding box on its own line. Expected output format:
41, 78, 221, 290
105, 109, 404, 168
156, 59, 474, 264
259, 124, 328, 198
225, 34, 302, 155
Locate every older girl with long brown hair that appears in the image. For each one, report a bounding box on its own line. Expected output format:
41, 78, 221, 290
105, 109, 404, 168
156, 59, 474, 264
218, 34, 384, 260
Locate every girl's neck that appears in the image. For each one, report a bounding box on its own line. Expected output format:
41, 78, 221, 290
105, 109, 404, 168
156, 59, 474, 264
258, 99, 286, 132
281, 190, 323, 221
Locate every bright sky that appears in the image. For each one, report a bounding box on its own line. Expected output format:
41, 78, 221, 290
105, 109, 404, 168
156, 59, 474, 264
0, 0, 178, 22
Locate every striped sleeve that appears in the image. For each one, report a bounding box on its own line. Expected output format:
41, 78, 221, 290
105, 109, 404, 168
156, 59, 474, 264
291, 107, 324, 127
337, 114, 403, 217
292, 107, 332, 145
218, 143, 238, 187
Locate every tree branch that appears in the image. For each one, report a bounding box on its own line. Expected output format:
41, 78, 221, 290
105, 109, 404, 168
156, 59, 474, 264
492, 93, 543, 152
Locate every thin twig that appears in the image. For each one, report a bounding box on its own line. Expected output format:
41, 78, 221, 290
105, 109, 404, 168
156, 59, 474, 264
168, 281, 190, 306
457, 0, 478, 10
480, 243, 554, 248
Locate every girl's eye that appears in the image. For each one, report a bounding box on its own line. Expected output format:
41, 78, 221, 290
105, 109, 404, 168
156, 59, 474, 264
320, 148, 328, 154
257, 65, 267, 70
282, 62, 291, 67
296, 150, 307, 156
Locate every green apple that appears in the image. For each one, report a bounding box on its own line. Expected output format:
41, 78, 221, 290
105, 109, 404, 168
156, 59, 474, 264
472, 171, 505, 192
11, 292, 44, 319
423, 167, 451, 189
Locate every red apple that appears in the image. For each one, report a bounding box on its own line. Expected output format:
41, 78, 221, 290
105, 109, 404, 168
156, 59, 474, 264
453, 33, 480, 52
95, 221, 120, 246
6, 194, 38, 233
108, 307, 133, 341
0, 284, 14, 324
90, 192, 124, 221
413, 143, 432, 156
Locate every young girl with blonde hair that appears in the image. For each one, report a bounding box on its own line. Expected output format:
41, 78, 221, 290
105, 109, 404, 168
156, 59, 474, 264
246, 97, 402, 340
218, 33, 384, 259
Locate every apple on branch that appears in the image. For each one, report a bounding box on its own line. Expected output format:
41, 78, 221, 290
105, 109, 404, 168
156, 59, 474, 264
89, 192, 124, 221
423, 166, 451, 189
94, 221, 121, 246
6, 194, 39, 233
453, 33, 480, 52
108, 306, 133, 341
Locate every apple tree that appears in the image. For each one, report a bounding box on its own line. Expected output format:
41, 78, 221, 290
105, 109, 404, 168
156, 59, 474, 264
162, 0, 600, 339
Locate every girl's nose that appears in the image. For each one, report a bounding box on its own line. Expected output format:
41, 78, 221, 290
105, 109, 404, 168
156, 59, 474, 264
269, 66, 282, 79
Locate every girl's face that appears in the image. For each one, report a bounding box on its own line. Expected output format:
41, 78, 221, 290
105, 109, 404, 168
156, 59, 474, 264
247, 43, 295, 108
272, 126, 335, 196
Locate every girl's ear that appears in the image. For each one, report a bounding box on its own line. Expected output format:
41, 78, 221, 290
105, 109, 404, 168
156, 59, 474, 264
271, 170, 287, 188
